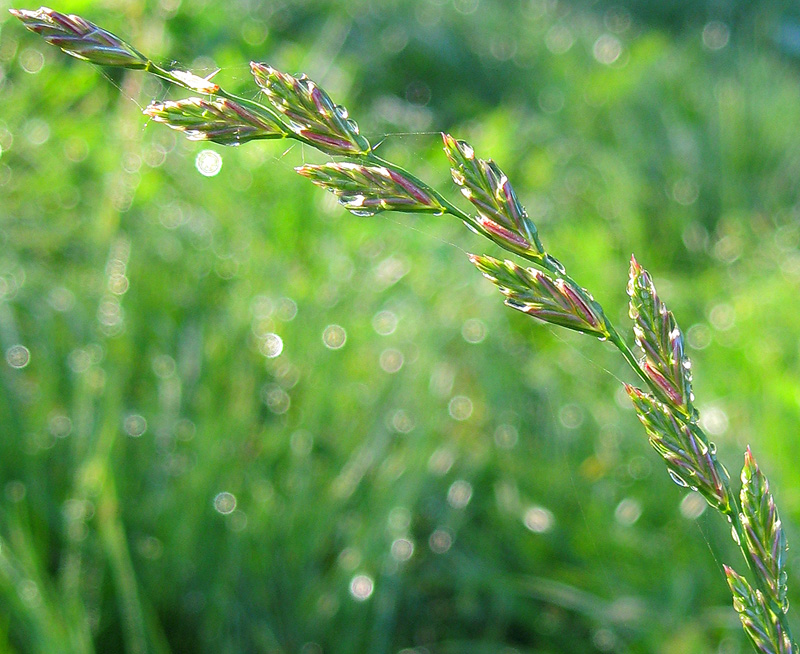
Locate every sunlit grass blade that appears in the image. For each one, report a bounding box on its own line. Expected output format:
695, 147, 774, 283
143, 97, 285, 146
626, 385, 731, 513
251, 63, 370, 156
296, 163, 445, 216
10, 7, 148, 69
470, 254, 608, 337
627, 255, 694, 419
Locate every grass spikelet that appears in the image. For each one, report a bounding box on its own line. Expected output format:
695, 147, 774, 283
741, 447, 789, 613
627, 255, 694, 419
443, 133, 545, 260
250, 62, 370, 156
626, 385, 731, 513
296, 163, 445, 215
470, 254, 608, 337
143, 97, 285, 146
725, 565, 794, 654
10, 6, 148, 69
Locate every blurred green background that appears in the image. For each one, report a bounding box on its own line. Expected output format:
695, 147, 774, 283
2, 0, 800, 652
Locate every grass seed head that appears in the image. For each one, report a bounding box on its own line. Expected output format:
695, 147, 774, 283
443, 133, 544, 259
627, 255, 695, 419
10, 7, 148, 69
740, 447, 789, 613
470, 254, 608, 338
626, 385, 730, 513
144, 97, 285, 146
251, 62, 370, 156
296, 163, 444, 216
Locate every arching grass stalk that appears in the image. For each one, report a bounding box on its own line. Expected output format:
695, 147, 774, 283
11, 7, 797, 652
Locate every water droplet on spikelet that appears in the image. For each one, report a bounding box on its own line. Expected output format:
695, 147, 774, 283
349, 208, 378, 217
546, 255, 566, 274
668, 470, 689, 488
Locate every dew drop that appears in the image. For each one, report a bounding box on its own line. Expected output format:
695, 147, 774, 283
668, 470, 690, 488
349, 209, 378, 217
379, 348, 404, 373
448, 395, 473, 421
261, 384, 290, 414
708, 442, 717, 455
447, 480, 473, 509
523, 506, 554, 533
545, 255, 566, 274
123, 414, 147, 437
19, 47, 45, 74
334, 105, 349, 120
372, 310, 398, 336
461, 318, 487, 344
680, 492, 707, 519
731, 525, 740, 545
429, 527, 454, 553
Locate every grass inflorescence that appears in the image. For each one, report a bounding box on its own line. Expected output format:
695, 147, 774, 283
8, 6, 798, 653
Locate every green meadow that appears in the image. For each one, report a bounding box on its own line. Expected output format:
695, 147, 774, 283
1, 1, 800, 652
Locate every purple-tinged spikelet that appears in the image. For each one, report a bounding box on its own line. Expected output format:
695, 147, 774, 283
443, 134, 544, 259
11, 7, 148, 69
296, 163, 444, 216
725, 565, 793, 654
470, 254, 608, 337
144, 98, 284, 146
740, 447, 789, 614
251, 63, 370, 156
626, 385, 730, 513
627, 255, 695, 419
